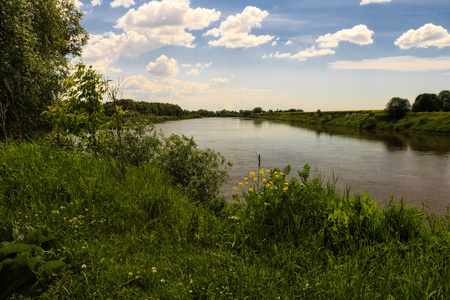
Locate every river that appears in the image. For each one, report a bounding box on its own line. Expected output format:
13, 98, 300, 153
155, 118, 450, 215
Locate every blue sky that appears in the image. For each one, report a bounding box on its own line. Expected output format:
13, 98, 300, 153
74, 0, 450, 111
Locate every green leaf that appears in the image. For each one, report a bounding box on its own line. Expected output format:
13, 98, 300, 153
0, 258, 37, 299
0, 243, 32, 259
37, 260, 66, 277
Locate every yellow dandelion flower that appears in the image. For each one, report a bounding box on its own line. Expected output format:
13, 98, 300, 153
264, 202, 270, 206
284, 181, 289, 186
244, 177, 248, 181
253, 178, 258, 182
283, 187, 288, 191
266, 169, 271, 173
262, 179, 267, 183
259, 169, 264, 175
273, 171, 278, 175
238, 182, 243, 187
275, 175, 280, 179
233, 187, 238, 191
250, 172, 255, 178
249, 188, 254, 192
245, 182, 248, 185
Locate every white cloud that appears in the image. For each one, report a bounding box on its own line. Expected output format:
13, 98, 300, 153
187, 69, 200, 76
91, 58, 122, 73
73, 0, 83, 8
360, 0, 392, 5
203, 6, 274, 48
395, 23, 450, 49
316, 25, 374, 48
329, 56, 450, 72
111, 0, 135, 8
272, 41, 277, 46
83, 0, 220, 63
285, 40, 292, 45
195, 62, 212, 69
209, 78, 229, 89
263, 47, 335, 61
181, 63, 192, 68
146, 55, 179, 77
91, 0, 101, 6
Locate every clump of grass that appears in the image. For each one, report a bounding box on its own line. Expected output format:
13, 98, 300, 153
1, 142, 449, 299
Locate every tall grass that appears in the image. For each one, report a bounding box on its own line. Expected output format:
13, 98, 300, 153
1, 141, 449, 299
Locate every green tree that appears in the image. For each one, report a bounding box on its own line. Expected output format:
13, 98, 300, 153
253, 107, 263, 114
0, 0, 88, 140
45, 63, 106, 150
385, 97, 411, 119
438, 90, 450, 112
411, 93, 440, 112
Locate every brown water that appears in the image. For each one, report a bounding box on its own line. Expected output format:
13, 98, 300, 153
156, 118, 450, 215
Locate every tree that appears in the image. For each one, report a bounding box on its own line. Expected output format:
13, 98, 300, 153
252, 107, 263, 114
385, 97, 411, 119
0, 0, 88, 140
438, 90, 450, 112
411, 93, 440, 112
45, 63, 106, 150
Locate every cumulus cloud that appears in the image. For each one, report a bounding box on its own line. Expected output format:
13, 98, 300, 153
263, 47, 335, 61
111, 0, 135, 8
209, 78, 229, 89
316, 25, 374, 48
83, 0, 221, 67
91, 58, 122, 73
73, 0, 83, 8
146, 55, 179, 77
285, 40, 292, 45
329, 56, 450, 72
360, 0, 392, 5
395, 23, 450, 49
91, 0, 101, 6
187, 69, 200, 76
121, 74, 230, 101
203, 6, 274, 48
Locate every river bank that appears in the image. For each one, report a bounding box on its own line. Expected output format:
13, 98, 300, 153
1, 141, 449, 299
248, 110, 450, 133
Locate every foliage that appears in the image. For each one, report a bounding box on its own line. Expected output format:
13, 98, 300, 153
439, 90, 450, 112
44, 63, 107, 149
0, 143, 449, 299
252, 107, 263, 114
0, 226, 66, 299
0, 0, 88, 140
159, 134, 232, 212
385, 97, 411, 119
412, 93, 440, 112
103, 99, 185, 118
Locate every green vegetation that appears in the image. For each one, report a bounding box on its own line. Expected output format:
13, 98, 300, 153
1, 141, 449, 299
0, 0, 88, 141
249, 110, 450, 133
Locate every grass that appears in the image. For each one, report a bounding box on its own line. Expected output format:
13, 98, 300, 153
250, 110, 450, 133
1, 141, 449, 299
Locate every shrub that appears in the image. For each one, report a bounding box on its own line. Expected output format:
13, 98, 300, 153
438, 90, 450, 112
385, 97, 411, 119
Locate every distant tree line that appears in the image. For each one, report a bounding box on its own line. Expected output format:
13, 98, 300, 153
103, 99, 186, 117
385, 90, 450, 119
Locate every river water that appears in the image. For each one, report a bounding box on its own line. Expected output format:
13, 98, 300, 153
155, 118, 450, 215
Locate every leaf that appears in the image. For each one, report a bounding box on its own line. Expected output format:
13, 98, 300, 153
37, 260, 66, 277
0, 258, 37, 299
0, 243, 32, 259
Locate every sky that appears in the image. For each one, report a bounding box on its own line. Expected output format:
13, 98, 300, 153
74, 0, 450, 112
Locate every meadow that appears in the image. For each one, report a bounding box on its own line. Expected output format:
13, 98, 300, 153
1, 129, 449, 299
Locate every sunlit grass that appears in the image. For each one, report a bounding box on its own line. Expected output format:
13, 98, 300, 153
1, 142, 449, 299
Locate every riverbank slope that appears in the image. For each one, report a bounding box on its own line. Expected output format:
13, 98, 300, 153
1, 142, 449, 299
249, 110, 450, 133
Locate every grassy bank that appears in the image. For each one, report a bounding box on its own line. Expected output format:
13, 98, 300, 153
249, 110, 450, 133
1, 141, 449, 299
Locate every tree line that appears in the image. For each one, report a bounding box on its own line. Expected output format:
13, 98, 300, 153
386, 91, 450, 119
